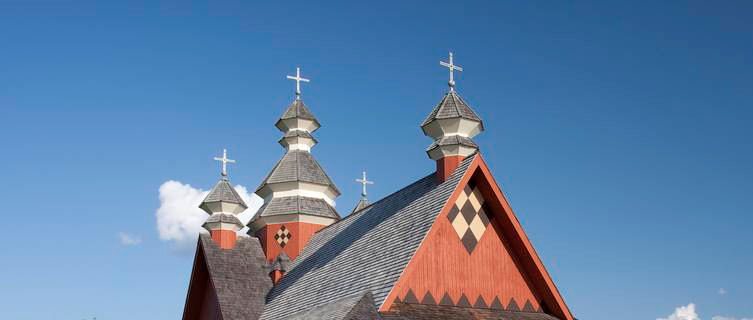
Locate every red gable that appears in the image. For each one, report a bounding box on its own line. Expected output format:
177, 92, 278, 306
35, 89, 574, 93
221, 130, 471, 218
381, 155, 574, 320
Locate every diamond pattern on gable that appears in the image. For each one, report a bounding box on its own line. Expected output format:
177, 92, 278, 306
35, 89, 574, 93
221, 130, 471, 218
274, 225, 292, 248
447, 181, 490, 254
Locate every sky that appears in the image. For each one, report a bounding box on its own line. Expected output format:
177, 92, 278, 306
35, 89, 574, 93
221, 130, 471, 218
0, 1, 752, 319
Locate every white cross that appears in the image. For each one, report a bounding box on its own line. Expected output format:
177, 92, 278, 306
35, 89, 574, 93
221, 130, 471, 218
286, 67, 310, 100
355, 171, 374, 198
440, 52, 463, 90
213, 148, 236, 178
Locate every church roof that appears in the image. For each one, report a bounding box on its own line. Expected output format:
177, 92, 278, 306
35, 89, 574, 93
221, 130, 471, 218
256, 150, 340, 194
252, 196, 340, 220
183, 234, 272, 320
202, 213, 244, 229
420, 90, 483, 128
282, 292, 381, 320
277, 99, 320, 125
202, 179, 246, 206
259, 154, 477, 320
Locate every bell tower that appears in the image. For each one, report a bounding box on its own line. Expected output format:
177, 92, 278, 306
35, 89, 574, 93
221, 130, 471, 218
248, 67, 341, 262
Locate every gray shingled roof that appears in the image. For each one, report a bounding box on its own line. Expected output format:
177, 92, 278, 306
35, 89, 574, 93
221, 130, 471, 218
202, 213, 244, 229
351, 198, 370, 214
202, 179, 246, 206
259, 154, 477, 320
186, 234, 272, 320
251, 196, 340, 221
277, 99, 320, 124
256, 150, 340, 194
283, 292, 382, 320
426, 135, 479, 152
280, 130, 317, 141
381, 303, 560, 320
421, 90, 483, 127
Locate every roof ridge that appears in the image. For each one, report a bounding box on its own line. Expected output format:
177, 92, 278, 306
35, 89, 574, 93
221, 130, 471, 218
311, 153, 478, 241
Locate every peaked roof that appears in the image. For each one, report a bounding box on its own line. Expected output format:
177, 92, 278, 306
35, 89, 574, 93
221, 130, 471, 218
183, 234, 272, 320
351, 198, 370, 213
259, 154, 477, 320
420, 90, 483, 127
426, 135, 478, 152
256, 150, 340, 194
252, 195, 340, 220
278, 99, 320, 123
202, 179, 246, 206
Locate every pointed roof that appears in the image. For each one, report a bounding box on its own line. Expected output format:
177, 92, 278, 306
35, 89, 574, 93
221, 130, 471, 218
258, 154, 477, 320
421, 90, 483, 128
252, 196, 340, 220
182, 234, 271, 320
276, 99, 320, 126
199, 179, 247, 213
351, 198, 370, 214
256, 150, 340, 194
202, 213, 244, 231
426, 135, 478, 152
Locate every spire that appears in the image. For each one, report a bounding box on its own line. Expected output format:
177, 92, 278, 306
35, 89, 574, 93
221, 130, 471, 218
249, 67, 341, 262
422, 52, 484, 181
200, 149, 247, 249
352, 171, 374, 213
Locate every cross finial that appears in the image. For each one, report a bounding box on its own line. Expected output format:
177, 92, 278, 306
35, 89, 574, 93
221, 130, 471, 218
355, 171, 374, 198
440, 52, 463, 91
213, 148, 236, 179
286, 67, 310, 100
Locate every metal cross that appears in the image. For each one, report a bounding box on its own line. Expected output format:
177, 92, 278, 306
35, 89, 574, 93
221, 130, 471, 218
213, 148, 236, 178
440, 52, 463, 90
286, 67, 310, 100
355, 171, 374, 198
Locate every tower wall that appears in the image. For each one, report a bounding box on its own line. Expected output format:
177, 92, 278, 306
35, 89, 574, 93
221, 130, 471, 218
256, 222, 330, 261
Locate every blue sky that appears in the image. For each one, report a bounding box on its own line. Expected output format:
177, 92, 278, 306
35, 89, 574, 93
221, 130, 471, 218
1, 1, 752, 319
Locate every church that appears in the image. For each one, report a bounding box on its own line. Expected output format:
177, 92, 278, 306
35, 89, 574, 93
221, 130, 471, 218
181, 53, 575, 320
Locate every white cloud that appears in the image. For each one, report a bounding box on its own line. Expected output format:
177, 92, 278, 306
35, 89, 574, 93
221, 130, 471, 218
155, 180, 263, 251
659, 304, 752, 320
658, 303, 700, 320
118, 232, 142, 246
718, 288, 727, 295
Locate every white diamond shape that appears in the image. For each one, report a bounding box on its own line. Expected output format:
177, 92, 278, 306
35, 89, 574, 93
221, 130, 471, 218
468, 214, 486, 241
455, 189, 468, 207
451, 214, 469, 239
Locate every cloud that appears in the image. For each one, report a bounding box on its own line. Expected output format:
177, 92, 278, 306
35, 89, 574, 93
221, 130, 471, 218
659, 304, 752, 320
718, 288, 727, 295
658, 303, 700, 320
118, 232, 142, 246
155, 180, 263, 251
